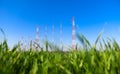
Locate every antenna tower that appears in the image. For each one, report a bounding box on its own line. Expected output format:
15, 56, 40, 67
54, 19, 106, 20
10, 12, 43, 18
35, 26, 39, 49
60, 23, 63, 50
45, 25, 48, 40
52, 24, 54, 44
72, 17, 76, 50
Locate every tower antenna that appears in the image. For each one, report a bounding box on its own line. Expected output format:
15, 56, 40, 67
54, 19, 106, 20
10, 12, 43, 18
45, 25, 48, 40
52, 24, 54, 44
72, 17, 76, 50
60, 23, 63, 50
35, 26, 39, 50
45, 24, 48, 51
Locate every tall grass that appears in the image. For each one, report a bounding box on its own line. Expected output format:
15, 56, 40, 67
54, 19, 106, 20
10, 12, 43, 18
0, 30, 120, 74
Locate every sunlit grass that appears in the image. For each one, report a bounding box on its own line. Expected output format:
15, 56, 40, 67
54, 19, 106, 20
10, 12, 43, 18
0, 30, 120, 74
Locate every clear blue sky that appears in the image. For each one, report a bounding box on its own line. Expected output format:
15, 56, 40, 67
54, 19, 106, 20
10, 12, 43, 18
0, 0, 120, 47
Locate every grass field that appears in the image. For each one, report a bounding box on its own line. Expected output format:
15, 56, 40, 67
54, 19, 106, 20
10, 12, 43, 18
0, 30, 120, 74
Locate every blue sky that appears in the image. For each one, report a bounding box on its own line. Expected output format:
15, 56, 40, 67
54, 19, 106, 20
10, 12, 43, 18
0, 0, 120, 48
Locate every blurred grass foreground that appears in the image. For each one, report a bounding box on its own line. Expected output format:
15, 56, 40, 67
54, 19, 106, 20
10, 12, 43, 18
0, 29, 120, 74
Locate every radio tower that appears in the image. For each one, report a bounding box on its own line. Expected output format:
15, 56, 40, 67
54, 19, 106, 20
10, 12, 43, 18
45, 25, 48, 51
35, 26, 39, 50
45, 25, 48, 40
52, 24, 54, 44
60, 23, 63, 50
20, 36, 24, 50
28, 36, 32, 50
72, 17, 76, 50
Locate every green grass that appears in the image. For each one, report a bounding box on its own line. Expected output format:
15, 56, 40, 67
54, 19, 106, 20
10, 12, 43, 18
0, 30, 120, 74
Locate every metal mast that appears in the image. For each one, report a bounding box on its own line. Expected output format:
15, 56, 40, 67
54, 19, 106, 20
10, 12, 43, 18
45, 25, 48, 40
35, 26, 39, 50
60, 23, 63, 50
45, 25, 48, 51
20, 36, 24, 50
72, 17, 76, 50
52, 24, 54, 44
20, 37, 27, 50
